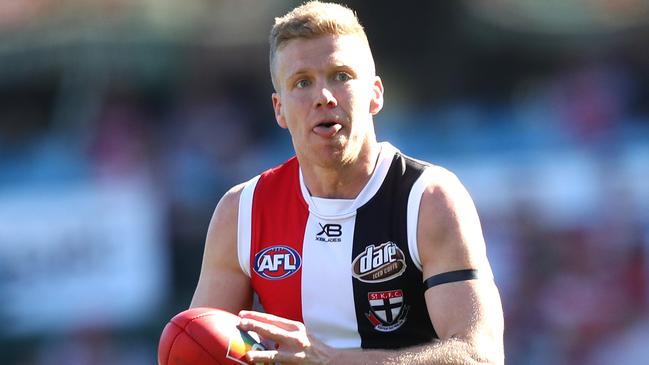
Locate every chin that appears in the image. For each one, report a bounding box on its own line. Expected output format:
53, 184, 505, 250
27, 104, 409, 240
299, 138, 356, 168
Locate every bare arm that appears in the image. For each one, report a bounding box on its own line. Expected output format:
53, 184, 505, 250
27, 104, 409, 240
190, 183, 253, 313
242, 167, 504, 364
417, 167, 503, 363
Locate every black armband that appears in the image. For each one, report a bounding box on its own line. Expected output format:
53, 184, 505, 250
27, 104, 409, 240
423, 269, 484, 290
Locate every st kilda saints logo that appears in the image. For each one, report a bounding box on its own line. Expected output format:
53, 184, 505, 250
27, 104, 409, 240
365, 289, 409, 332
315, 223, 342, 243
351, 241, 407, 283
253, 245, 301, 280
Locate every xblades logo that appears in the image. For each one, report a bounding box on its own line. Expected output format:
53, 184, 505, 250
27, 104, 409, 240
318, 223, 341, 237
315, 223, 342, 242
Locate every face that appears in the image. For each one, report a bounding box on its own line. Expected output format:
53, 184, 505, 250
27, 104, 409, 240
271, 34, 384, 169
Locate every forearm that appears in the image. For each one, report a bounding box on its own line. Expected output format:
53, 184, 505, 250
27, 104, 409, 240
240, 310, 504, 365
331, 338, 503, 365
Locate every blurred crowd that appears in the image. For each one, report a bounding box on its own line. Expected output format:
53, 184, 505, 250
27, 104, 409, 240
1, 1, 649, 364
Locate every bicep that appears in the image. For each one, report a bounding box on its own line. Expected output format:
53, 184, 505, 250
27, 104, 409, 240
418, 169, 490, 279
417, 168, 503, 344
190, 185, 253, 313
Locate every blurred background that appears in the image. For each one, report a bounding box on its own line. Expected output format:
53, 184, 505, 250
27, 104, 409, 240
1, 0, 648, 364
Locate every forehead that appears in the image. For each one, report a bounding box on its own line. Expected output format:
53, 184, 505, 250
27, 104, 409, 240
274, 34, 373, 80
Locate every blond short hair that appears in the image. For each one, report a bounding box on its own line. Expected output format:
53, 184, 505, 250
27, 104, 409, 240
269, 1, 371, 89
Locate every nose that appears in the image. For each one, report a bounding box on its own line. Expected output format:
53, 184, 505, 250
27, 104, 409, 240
314, 87, 337, 109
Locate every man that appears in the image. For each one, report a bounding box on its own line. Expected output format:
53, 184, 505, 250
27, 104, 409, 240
190, 1, 504, 364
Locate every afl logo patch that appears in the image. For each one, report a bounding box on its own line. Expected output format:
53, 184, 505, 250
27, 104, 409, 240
352, 241, 406, 283
254, 245, 302, 280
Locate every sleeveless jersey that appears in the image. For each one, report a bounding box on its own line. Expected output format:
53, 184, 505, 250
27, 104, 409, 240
237, 143, 438, 349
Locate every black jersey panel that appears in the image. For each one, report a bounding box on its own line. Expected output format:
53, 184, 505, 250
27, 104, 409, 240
351, 152, 437, 349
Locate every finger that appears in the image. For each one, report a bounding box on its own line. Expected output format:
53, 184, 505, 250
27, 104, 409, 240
239, 310, 303, 330
247, 349, 306, 363
239, 318, 311, 349
238, 318, 307, 348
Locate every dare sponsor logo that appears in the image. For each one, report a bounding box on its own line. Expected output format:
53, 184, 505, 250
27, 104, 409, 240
351, 241, 406, 283
253, 245, 302, 280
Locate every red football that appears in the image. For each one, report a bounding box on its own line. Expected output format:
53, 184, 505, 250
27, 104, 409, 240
158, 307, 265, 365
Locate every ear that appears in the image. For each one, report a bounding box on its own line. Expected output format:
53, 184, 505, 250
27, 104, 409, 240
272, 92, 287, 129
369, 76, 384, 115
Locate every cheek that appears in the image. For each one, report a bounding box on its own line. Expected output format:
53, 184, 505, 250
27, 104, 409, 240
286, 93, 310, 112
282, 98, 310, 131
345, 84, 373, 112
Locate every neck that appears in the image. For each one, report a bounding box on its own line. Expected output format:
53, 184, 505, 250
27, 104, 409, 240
300, 142, 381, 199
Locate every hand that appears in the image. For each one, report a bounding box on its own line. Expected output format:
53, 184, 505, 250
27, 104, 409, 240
238, 310, 334, 364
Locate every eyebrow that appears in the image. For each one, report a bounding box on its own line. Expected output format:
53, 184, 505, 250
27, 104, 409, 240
285, 69, 311, 86
288, 63, 353, 77
288, 69, 310, 78
284, 63, 358, 88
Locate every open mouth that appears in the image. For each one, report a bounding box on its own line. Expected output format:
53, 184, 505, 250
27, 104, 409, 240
313, 121, 342, 137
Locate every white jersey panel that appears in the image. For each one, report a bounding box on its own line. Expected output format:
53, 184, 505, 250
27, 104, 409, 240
407, 168, 433, 271
237, 175, 260, 277
301, 212, 361, 348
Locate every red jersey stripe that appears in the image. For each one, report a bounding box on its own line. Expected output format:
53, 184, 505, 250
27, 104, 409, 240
249, 157, 308, 322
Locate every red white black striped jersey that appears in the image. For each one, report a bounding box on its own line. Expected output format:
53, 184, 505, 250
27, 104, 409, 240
237, 142, 438, 349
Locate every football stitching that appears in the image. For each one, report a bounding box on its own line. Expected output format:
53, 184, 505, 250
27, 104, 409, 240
165, 322, 183, 365
172, 313, 229, 364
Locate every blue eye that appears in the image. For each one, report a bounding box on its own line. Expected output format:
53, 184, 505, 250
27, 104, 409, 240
296, 79, 311, 88
335, 72, 351, 82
